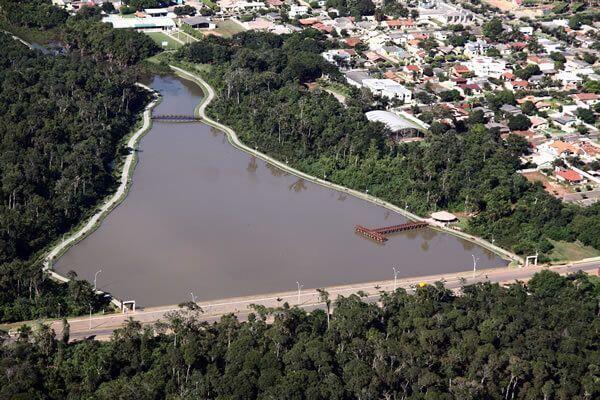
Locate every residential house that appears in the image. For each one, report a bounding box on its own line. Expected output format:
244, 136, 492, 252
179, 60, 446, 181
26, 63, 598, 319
571, 93, 600, 107
538, 38, 562, 54
345, 70, 371, 88
565, 59, 595, 77
500, 104, 522, 116
289, 5, 309, 18
385, 19, 414, 31
485, 122, 510, 134
464, 39, 490, 57
182, 16, 216, 29
505, 80, 529, 91
218, 0, 265, 13
530, 116, 549, 132
362, 79, 413, 103
465, 56, 506, 79
552, 115, 577, 130
555, 71, 583, 86
527, 56, 555, 73
555, 169, 585, 184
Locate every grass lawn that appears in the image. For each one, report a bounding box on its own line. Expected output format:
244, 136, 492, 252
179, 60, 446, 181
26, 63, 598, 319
548, 239, 600, 262
321, 80, 352, 98
145, 32, 182, 51
201, 0, 218, 7
211, 20, 246, 38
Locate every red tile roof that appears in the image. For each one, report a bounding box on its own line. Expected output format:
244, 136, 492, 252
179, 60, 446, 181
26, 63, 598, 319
572, 93, 600, 102
345, 37, 361, 47
511, 80, 529, 88
556, 169, 583, 182
454, 64, 470, 73
386, 18, 414, 27
313, 23, 333, 33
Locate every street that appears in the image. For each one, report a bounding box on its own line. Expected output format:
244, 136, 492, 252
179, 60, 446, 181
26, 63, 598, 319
39, 259, 599, 342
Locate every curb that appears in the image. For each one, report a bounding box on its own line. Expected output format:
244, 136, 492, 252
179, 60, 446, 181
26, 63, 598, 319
170, 65, 523, 265
42, 84, 161, 309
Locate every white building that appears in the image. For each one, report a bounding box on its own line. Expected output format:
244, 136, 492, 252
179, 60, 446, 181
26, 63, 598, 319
556, 71, 583, 86
538, 38, 562, 54
417, 0, 475, 25
144, 8, 169, 17
219, 0, 265, 14
465, 57, 506, 79
101, 15, 175, 31
565, 59, 595, 76
464, 39, 490, 57
289, 5, 309, 19
362, 79, 412, 103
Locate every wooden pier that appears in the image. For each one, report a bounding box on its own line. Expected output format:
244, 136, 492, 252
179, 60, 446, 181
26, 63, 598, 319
355, 221, 428, 243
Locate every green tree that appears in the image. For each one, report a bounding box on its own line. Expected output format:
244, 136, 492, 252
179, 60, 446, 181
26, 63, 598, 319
483, 17, 504, 41
508, 114, 532, 131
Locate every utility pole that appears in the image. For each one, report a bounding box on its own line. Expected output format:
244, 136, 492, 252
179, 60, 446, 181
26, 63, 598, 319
296, 281, 303, 305
94, 269, 102, 292
393, 267, 399, 290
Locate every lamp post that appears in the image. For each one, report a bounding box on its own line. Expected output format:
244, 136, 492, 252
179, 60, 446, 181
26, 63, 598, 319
94, 269, 102, 292
393, 267, 399, 291
296, 281, 303, 305
471, 255, 479, 278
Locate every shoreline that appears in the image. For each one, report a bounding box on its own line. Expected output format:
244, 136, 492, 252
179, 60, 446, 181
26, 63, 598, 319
42, 84, 161, 307
40, 65, 520, 313
4, 258, 595, 340
170, 65, 524, 265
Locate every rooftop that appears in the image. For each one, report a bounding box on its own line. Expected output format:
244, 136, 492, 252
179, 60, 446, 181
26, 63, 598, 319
365, 110, 423, 132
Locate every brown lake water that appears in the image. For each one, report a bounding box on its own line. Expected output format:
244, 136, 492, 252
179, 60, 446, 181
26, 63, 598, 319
55, 75, 507, 307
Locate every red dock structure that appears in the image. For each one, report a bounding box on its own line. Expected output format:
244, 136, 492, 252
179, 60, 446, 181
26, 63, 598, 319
355, 221, 428, 243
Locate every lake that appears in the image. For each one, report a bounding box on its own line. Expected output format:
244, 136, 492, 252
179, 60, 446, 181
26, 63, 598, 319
55, 75, 507, 307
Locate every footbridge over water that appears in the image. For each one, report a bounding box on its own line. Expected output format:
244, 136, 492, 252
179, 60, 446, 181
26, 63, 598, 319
151, 114, 202, 122
355, 221, 429, 243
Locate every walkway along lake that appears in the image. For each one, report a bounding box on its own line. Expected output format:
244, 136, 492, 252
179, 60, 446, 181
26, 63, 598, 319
55, 75, 507, 307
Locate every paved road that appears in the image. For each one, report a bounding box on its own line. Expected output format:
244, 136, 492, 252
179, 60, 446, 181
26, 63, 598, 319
41, 260, 598, 341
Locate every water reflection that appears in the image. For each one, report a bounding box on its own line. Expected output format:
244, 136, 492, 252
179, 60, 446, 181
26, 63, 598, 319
289, 178, 307, 193
247, 157, 258, 174
54, 75, 508, 307
266, 162, 288, 177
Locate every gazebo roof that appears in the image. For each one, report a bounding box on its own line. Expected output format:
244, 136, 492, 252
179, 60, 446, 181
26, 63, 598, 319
431, 211, 457, 222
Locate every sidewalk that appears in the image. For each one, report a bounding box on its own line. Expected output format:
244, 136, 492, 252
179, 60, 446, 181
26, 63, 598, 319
170, 65, 523, 265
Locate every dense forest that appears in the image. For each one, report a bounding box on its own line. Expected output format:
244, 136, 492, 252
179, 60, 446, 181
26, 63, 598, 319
1, 270, 599, 399
0, 0, 159, 322
175, 30, 600, 258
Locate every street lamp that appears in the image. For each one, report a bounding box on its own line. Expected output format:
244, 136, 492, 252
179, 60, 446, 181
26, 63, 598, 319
471, 255, 479, 278
94, 269, 102, 292
393, 267, 399, 290
296, 281, 303, 305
